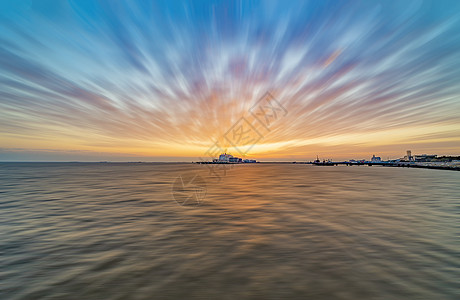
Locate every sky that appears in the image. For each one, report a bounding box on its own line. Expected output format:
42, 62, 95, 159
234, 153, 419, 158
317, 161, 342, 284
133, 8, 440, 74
1, 0, 460, 161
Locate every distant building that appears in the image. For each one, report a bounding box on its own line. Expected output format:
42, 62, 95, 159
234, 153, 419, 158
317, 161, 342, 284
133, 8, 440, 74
218, 153, 233, 162
215, 153, 256, 163
402, 150, 414, 161
229, 157, 239, 163
407, 150, 413, 161
414, 154, 437, 162
371, 155, 381, 162
400, 150, 438, 162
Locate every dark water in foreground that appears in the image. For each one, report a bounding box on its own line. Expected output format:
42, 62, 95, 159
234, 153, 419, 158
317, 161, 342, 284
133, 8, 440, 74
0, 163, 459, 299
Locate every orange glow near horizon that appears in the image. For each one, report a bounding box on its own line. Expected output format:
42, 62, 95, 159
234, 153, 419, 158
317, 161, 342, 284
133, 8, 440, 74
2, 104, 459, 161
1, 1, 460, 161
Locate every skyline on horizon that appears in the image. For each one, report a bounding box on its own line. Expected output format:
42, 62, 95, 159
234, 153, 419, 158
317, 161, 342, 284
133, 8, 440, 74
1, 0, 460, 162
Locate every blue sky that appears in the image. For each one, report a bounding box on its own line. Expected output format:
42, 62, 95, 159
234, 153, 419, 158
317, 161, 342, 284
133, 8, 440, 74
1, 0, 460, 161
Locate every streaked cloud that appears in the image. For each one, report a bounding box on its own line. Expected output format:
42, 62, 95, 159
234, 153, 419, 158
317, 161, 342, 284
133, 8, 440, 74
1, 0, 459, 161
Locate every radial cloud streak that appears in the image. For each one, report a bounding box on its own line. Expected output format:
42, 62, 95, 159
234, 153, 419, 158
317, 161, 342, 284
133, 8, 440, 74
1, 0, 460, 161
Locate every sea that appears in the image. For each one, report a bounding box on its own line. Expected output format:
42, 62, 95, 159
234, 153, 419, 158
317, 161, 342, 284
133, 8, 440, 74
0, 162, 459, 299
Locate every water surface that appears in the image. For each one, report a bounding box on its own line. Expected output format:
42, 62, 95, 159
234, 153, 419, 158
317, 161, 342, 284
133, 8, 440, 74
0, 163, 459, 299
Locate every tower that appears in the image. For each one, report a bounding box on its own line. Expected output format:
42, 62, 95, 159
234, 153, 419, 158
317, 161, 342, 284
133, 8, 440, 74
407, 150, 412, 161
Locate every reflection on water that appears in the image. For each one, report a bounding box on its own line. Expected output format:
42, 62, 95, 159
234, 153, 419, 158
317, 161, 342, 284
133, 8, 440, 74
0, 163, 459, 299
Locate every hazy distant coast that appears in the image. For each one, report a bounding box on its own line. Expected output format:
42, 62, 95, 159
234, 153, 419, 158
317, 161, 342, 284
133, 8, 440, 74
310, 161, 460, 171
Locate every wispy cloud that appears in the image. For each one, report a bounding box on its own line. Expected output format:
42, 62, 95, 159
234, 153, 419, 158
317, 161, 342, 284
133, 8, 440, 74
1, 0, 460, 160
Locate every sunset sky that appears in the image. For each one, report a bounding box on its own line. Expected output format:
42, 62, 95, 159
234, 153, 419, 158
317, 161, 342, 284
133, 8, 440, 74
1, 0, 460, 161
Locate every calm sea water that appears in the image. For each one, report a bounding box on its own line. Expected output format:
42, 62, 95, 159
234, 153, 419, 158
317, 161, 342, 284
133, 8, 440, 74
0, 163, 459, 299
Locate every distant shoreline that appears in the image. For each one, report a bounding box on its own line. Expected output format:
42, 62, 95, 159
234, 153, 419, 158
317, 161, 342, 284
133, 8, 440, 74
1, 161, 459, 171
309, 161, 460, 171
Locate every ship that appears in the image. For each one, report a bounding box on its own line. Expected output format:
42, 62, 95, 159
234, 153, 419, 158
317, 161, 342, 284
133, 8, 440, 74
196, 153, 258, 164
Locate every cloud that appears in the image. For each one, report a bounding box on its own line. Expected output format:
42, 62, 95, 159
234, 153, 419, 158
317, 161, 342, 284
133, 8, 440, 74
0, 0, 460, 160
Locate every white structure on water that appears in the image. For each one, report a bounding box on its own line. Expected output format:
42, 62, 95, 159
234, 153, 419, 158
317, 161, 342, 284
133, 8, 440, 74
218, 153, 233, 162
212, 153, 255, 163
